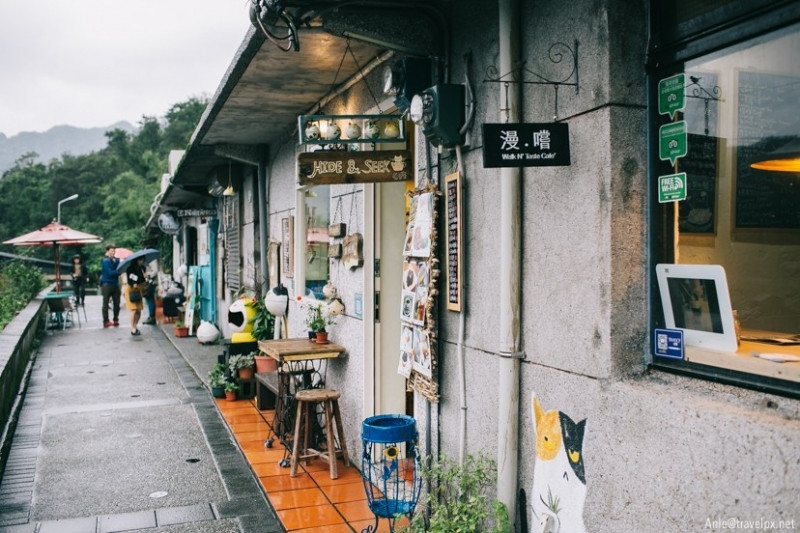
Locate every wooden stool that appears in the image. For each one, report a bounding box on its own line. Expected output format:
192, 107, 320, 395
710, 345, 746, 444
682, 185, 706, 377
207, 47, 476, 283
290, 388, 349, 479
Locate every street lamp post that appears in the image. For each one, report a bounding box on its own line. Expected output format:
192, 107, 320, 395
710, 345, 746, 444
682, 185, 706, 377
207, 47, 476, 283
57, 194, 79, 224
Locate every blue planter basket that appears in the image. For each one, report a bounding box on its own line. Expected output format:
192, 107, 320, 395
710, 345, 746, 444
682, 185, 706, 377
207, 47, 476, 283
360, 414, 422, 533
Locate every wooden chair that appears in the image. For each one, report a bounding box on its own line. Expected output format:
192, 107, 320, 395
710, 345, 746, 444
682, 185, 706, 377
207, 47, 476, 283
290, 388, 349, 479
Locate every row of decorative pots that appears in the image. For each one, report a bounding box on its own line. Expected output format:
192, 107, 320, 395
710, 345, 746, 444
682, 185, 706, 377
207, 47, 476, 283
212, 354, 278, 401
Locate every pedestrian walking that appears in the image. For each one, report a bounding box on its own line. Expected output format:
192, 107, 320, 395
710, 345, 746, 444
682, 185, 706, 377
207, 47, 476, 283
70, 254, 89, 306
142, 262, 158, 325
125, 256, 147, 336
100, 244, 121, 327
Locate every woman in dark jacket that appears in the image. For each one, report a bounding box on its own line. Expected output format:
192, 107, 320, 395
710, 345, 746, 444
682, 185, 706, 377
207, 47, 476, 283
70, 255, 89, 306
125, 256, 147, 336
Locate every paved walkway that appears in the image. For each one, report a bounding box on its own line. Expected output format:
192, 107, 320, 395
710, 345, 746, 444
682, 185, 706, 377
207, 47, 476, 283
0, 295, 283, 533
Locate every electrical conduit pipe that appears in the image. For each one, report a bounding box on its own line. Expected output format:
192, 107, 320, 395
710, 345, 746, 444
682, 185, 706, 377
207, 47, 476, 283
497, 0, 522, 524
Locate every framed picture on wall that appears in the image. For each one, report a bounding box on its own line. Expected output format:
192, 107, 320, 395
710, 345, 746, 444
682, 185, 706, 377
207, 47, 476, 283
268, 240, 280, 289
281, 216, 294, 278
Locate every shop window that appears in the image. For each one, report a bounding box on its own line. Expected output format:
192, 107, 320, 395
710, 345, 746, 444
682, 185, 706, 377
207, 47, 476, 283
649, 12, 800, 397
304, 184, 331, 299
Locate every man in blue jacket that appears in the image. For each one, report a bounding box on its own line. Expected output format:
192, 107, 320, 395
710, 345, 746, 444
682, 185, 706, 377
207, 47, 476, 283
100, 244, 121, 327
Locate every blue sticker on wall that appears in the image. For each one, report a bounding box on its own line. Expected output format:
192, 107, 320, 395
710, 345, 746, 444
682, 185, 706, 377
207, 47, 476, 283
654, 328, 684, 359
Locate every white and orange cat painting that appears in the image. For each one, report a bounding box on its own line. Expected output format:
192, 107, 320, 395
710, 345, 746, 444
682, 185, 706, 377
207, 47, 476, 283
531, 392, 587, 533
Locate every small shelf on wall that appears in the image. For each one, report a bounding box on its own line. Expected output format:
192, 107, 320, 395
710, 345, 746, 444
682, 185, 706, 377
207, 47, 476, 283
298, 114, 406, 145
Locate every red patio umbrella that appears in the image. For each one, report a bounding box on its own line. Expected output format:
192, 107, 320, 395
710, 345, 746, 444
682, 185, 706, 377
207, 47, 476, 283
115, 247, 135, 260
3, 220, 102, 292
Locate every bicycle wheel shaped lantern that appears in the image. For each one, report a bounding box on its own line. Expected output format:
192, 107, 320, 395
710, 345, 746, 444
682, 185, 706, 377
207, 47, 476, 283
360, 414, 422, 533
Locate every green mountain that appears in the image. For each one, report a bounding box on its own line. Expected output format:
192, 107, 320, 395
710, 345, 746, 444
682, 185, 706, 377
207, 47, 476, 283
0, 122, 136, 174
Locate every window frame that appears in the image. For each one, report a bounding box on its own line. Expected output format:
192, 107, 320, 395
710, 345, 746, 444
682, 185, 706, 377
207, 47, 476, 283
647, 0, 800, 399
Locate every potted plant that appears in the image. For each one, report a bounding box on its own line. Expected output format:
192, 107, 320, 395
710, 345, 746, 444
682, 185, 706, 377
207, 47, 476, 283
299, 298, 336, 343
229, 352, 255, 380
223, 381, 239, 401
208, 363, 227, 398
251, 298, 275, 341
174, 319, 189, 338
406, 454, 510, 533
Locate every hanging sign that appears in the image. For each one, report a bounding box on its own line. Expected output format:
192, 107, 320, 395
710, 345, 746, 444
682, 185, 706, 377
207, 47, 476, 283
658, 172, 687, 203
445, 172, 462, 311
659, 121, 687, 165
177, 208, 217, 218
157, 212, 181, 235
658, 73, 685, 119
298, 150, 412, 185
482, 123, 571, 168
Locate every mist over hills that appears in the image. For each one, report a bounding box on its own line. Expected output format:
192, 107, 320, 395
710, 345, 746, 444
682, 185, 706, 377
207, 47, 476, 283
0, 121, 136, 174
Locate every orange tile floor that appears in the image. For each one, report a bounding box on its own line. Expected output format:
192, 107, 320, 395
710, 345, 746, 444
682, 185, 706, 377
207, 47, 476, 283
215, 397, 410, 533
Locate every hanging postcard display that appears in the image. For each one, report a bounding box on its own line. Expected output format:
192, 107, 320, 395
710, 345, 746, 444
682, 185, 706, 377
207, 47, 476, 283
397, 188, 440, 402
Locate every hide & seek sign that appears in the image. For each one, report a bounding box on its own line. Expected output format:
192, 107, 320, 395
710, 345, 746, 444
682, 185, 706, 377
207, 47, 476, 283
298, 150, 412, 185
482, 123, 570, 168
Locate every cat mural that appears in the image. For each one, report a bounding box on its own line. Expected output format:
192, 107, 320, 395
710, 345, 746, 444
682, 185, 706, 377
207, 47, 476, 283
531, 392, 588, 533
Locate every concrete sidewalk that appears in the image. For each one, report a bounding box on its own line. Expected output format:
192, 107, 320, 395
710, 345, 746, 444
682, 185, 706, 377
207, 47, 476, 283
0, 295, 283, 533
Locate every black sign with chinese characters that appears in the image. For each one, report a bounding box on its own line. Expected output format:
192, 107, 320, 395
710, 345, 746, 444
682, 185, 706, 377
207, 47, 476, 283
482, 123, 571, 168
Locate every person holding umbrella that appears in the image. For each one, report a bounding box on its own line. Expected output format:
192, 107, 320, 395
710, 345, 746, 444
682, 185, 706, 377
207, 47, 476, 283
125, 256, 147, 336
116, 249, 159, 335
100, 245, 121, 327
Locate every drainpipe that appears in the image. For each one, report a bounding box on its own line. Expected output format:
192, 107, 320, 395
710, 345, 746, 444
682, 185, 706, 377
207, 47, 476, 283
257, 148, 269, 287
497, 0, 522, 523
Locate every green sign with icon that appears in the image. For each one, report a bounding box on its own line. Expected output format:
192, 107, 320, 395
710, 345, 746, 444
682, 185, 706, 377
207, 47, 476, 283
659, 121, 687, 165
658, 74, 685, 119
658, 172, 687, 203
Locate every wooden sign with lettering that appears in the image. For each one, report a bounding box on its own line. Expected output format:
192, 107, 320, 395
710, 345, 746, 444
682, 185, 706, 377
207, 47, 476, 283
298, 150, 413, 185
445, 173, 462, 311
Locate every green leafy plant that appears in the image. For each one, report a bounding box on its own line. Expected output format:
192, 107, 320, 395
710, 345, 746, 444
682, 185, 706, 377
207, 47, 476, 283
250, 298, 275, 341
228, 353, 255, 374
403, 454, 510, 533
208, 363, 227, 387
299, 298, 336, 332
224, 381, 239, 392
0, 260, 45, 331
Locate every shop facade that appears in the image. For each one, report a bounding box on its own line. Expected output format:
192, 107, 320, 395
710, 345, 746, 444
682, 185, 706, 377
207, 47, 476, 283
147, 1, 800, 530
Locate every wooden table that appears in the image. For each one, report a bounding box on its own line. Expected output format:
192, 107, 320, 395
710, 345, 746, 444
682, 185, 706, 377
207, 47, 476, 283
256, 338, 346, 461
258, 338, 346, 362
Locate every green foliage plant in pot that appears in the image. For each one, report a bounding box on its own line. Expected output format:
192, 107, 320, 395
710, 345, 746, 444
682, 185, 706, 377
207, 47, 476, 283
403, 453, 510, 533
174, 319, 189, 337
223, 381, 239, 401
229, 353, 255, 380
251, 298, 275, 341
299, 297, 336, 343
208, 363, 227, 398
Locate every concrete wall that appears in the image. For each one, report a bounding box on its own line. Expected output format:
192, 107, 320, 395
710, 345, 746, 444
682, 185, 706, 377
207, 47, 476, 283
430, 1, 800, 531
0, 293, 46, 480
249, 0, 800, 530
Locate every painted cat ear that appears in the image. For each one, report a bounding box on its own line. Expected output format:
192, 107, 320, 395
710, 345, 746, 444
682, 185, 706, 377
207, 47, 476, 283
533, 393, 544, 425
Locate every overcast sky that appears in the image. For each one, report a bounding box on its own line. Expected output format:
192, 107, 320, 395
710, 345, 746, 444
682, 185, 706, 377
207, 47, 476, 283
0, 0, 251, 137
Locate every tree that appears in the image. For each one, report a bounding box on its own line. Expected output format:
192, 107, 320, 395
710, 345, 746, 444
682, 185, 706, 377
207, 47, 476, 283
0, 97, 208, 264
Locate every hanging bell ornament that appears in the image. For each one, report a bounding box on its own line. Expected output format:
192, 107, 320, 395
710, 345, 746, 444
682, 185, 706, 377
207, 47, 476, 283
305, 121, 320, 141
383, 121, 400, 139
326, 297, 345, 316
345, 121, 362, 139
322, 281, 338, 300
364, 120, 380, 139
325, 122, 341, 140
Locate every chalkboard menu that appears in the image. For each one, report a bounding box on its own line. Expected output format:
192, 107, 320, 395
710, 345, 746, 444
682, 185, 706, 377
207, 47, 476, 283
678, 134, 720, 234
445, 173, 462, 311
735, 71, 800, 232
